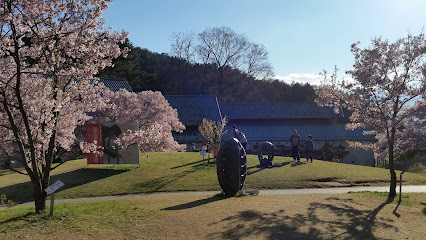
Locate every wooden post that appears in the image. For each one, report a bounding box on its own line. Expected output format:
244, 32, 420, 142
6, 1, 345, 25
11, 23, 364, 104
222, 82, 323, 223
50, 193, 55, 216
393, 171, 406, 216
399, 171, 405, 203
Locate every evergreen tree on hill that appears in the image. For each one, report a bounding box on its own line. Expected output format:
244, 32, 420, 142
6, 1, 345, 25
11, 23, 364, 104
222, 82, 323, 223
98, 38, 317, 102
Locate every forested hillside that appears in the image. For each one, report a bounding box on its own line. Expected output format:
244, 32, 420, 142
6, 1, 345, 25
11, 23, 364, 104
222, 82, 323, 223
97, 39, 317, 103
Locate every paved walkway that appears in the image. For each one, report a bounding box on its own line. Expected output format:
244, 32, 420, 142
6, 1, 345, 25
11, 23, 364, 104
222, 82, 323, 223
258, 185, 426, 195
16, 185, 426, 207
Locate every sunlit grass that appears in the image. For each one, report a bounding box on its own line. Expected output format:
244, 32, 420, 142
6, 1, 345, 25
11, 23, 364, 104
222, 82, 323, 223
1, 152, 425, 204
0, 199, 160, 239
1, 192, 425, 240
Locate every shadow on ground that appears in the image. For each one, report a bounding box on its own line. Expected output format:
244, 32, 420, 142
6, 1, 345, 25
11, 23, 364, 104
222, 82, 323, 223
132, 168, 198, 193
290, 161, 307, 167
247, 162, 292, 176
134, 158, 218, 193
0, 212, 35, 226
162, 194, 225, 210
171, 158, 213, 169
0, 168, 129, 204
0, 170, 17, 177
208, 197, 394, 240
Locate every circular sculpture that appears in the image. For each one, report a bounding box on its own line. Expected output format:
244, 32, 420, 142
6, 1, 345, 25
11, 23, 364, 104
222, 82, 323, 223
216, 138, 247, 197
258, 141, 274, 167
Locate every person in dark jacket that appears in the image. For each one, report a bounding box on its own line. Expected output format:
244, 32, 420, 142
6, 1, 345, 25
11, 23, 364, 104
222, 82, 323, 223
232, 124, 241, 141
290, 129, 301, 162
239, 130, 247, 149
305, 135, 314, 163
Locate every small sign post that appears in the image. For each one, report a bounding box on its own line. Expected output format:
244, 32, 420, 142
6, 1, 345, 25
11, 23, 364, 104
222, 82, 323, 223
45, 180, 65, 216
50, 193, 55, 216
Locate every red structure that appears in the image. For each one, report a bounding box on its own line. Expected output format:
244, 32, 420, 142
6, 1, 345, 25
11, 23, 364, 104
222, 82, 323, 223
86, 124, 103, 164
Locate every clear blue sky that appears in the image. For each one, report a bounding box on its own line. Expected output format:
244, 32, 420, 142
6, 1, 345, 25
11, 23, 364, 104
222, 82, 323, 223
103, 0, 425, 85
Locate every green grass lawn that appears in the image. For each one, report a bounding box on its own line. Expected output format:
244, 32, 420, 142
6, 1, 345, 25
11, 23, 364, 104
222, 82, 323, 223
1, 152, 426, 204
1, 192, 425, 240
385, 148, 426, 175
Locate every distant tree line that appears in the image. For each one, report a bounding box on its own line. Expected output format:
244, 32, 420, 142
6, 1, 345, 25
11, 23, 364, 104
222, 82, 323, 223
98, 27, 317, 103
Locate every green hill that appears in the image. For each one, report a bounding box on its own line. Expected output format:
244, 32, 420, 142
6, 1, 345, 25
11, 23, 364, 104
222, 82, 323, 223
1, 152, 426, 204
391, 148, 426, 175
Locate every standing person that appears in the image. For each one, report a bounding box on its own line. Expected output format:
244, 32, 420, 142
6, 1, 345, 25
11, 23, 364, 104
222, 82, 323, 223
305, 135, 314, 163
290, 129, 301, 162
232, 124, 241, 141
239, 130, 247, 149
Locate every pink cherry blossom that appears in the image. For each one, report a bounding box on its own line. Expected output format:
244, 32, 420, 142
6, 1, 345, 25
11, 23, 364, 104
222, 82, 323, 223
0, 0, 127, 213
316, 32, 426, 200
88, 89, 186, 152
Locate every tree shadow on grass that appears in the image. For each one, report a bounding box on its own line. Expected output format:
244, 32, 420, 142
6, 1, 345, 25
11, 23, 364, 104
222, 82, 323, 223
0, 212, 35, 226
208, 197, 394, 240
247, 166, 268, 176
162, 194, 226, 210
291, 161, 306, 167
0, 168, 129, 204
280, 162, 292, 167
247, 162, 291, 176
0, 170, 18, 177
171, 159, 207, 169
132, 168, 197, 193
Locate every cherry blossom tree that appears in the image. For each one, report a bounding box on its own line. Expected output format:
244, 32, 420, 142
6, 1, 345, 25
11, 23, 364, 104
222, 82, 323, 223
89, 89, 186, 152
375, 107, 426, 164
0, 0, 127, 213
316, 32, 426, 201
198, 117, 228, 159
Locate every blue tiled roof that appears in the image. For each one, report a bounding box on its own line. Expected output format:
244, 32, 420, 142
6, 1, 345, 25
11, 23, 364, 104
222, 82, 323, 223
220, 102, 343, 120
223, 123, 374, 141
164, 95, 222, 126
98, 78, 133, 92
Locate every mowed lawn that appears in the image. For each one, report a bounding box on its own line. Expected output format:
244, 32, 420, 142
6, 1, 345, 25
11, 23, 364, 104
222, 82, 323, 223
1, 192, 425, 240
1, 152, 426, 204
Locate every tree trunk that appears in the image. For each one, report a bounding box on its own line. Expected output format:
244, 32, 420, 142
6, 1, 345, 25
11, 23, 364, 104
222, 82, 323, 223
34, 184, 47, 213
388, 166, 397, 200
213, 143, 220, 164
387, 132, 397, 203
218, 68, 224, 101
182, 63, 189, 95
200, 63, 209, 95
388, 154, 397, 202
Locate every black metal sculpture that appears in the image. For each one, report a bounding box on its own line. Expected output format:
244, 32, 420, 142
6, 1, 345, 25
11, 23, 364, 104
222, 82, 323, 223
258, 141, 274, 167
216, 138, 247, 197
